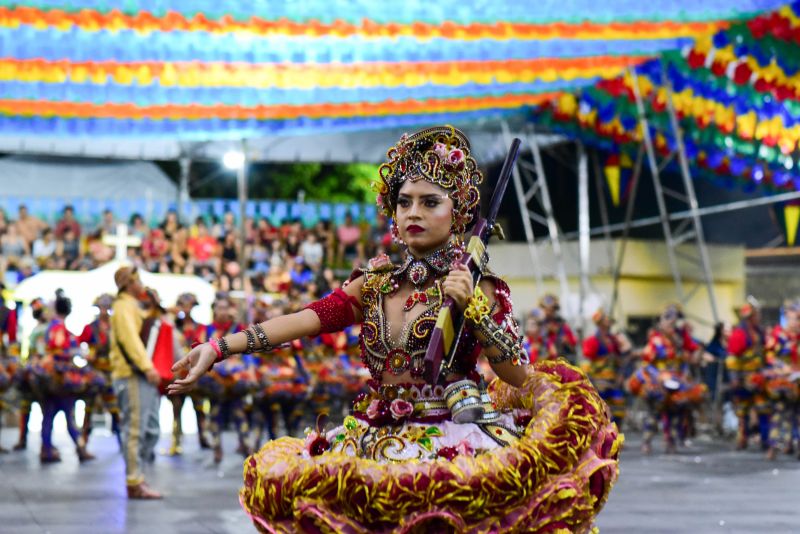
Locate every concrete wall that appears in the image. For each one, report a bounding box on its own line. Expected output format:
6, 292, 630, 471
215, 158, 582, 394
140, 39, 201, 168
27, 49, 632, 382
486, 239, 745, 340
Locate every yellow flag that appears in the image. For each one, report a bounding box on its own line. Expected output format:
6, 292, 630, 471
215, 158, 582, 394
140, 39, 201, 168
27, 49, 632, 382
785, 205, 800, 246
605, 165, 621, 207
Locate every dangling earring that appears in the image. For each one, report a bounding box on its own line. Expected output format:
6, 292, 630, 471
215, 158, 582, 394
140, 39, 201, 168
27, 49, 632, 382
391, 221, 406, 247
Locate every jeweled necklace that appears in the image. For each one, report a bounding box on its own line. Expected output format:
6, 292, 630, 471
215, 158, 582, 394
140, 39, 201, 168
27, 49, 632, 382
393, 242, 461, 311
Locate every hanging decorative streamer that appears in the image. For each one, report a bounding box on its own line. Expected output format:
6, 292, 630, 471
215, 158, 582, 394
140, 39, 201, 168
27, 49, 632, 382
538, 1, 800, 194
0, 1, 787, 138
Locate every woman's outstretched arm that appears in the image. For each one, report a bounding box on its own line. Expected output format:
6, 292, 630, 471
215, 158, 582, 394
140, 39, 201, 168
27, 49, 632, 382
168, 276, 364, 395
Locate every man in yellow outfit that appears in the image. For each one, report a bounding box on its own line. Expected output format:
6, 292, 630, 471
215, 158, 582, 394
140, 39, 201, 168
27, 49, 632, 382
110, 266, 163, 499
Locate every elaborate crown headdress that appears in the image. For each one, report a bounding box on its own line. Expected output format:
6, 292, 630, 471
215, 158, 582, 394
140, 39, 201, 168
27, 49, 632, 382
375, 126, 483, 237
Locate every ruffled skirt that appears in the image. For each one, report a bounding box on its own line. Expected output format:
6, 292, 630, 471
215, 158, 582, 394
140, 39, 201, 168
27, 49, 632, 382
240, 360, 622, 533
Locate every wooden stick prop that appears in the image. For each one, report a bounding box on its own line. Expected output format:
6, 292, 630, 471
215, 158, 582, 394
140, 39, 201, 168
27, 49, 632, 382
423, 137, 521, 384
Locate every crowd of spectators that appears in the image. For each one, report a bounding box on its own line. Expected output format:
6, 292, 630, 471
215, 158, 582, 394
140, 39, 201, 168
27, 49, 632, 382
0, 204, 397, 300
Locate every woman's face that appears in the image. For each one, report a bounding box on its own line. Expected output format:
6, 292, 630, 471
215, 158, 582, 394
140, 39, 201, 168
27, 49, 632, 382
395, 179, 453, 255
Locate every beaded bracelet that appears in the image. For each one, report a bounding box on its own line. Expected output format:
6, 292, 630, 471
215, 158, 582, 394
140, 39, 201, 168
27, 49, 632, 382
253, 323, 273, 352
244, 330, 257, 354
476, 315, 528, 366
217, 336, 231, 360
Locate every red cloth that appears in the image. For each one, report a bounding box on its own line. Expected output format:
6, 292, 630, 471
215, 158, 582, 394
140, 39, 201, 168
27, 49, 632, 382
727, 327, 749, 356
181, 322, 207, 346
152, 321, 175, 382
78, 320, 109, 346
4, 307, 17, 343
46, 320, 74, 352
54, 219, 81, 239
583, 336, 600, 360
188, 235, 218, 262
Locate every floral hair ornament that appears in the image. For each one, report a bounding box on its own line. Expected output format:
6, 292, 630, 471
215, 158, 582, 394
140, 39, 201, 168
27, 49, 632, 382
375, 125, 483, 238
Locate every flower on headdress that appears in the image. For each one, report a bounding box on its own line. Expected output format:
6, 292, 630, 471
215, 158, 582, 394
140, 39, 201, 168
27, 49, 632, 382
433, 142, 449, 159
448, 149, 465, 165
389, 398, 414, 421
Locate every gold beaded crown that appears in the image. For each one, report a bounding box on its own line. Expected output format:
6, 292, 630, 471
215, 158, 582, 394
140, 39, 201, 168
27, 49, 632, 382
375, 126, 483, 236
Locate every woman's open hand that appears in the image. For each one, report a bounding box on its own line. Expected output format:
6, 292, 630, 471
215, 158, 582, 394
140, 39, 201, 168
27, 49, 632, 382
167, 343, 217, 396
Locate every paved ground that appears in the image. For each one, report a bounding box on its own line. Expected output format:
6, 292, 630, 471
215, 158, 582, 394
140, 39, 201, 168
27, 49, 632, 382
1, 427, 798, 533
598, 433, 800, 534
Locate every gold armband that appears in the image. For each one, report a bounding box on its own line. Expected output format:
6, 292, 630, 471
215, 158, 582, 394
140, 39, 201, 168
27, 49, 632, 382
464, 286, 491, 323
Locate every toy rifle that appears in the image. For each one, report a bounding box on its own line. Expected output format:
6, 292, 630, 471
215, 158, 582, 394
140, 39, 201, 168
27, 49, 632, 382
423, 137, 521, 385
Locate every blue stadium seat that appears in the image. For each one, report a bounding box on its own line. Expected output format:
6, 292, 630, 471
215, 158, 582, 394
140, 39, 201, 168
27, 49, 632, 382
259, 201, 272, 220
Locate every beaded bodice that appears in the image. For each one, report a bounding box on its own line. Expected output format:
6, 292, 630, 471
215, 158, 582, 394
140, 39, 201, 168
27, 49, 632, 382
355, 252, 480, 381
350, 252, 526, 383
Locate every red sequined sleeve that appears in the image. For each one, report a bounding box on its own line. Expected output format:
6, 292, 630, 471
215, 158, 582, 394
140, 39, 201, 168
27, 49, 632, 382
306, 289, 362, 335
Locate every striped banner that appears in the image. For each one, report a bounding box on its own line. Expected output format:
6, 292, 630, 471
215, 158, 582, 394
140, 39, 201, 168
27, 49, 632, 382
0, 1, 787, 138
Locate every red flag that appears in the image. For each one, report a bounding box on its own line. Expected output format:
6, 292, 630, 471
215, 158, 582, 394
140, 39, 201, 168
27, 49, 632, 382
152, 321, 175, 383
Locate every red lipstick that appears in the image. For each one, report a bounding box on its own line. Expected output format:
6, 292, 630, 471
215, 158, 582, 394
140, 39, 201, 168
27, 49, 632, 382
407, 225, 425, 234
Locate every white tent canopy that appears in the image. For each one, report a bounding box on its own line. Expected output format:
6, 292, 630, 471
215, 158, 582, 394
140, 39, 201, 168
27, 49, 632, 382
12, 261, 215, 347
0, 122, 564, 165
0, 155, 176, 200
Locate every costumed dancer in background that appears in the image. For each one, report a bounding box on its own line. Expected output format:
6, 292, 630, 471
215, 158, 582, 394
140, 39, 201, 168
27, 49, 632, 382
0, 350, 9, 452
522, 308, 547, 364
140, 288, 181, 456
78, 294, 121, 449
764, 299, 800, 460
36, 290, 95, 463
0, 282, 18, 355
0, 282, 18, 451
583, 308, 631, 429
630, 305, 706, 454
110, 266, 162, 499
171, 292, 210, 453
13, 297, 48, 451
539, 293, 577, 362
726, 299, 770, 452
0, 343, 18, 452
255, 339, 309, 446
171, 126, 620, 533
206, 295, 255, 463
312, 329, 349, 421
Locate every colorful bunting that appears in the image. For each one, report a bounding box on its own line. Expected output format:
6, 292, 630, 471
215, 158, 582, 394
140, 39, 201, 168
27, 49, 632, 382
539, 1, 800, 193
0, 1, 787, 138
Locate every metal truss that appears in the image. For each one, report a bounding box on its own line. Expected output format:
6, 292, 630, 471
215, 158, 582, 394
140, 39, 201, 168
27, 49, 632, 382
500, 121, 572, 315
629, 64, 721, 328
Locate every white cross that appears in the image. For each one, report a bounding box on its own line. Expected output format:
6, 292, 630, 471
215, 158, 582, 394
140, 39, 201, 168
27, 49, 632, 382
102, 223, 142, 262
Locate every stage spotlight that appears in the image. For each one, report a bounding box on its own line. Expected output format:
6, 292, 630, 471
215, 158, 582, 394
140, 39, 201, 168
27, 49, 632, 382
222, 150, 245, 170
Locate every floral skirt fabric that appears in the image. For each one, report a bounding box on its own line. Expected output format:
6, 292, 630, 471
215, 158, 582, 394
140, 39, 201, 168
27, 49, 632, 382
240, 360, 622, 533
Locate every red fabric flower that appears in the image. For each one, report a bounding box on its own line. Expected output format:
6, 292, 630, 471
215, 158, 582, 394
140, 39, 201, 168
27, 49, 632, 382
304, 431, 330, 457
448, 149, 465, 165
389, 399, 414, 421
436, 446, 458, 461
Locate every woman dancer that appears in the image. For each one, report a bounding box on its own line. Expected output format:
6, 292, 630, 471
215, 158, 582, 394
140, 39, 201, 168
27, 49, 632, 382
170, 126, 620, 533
